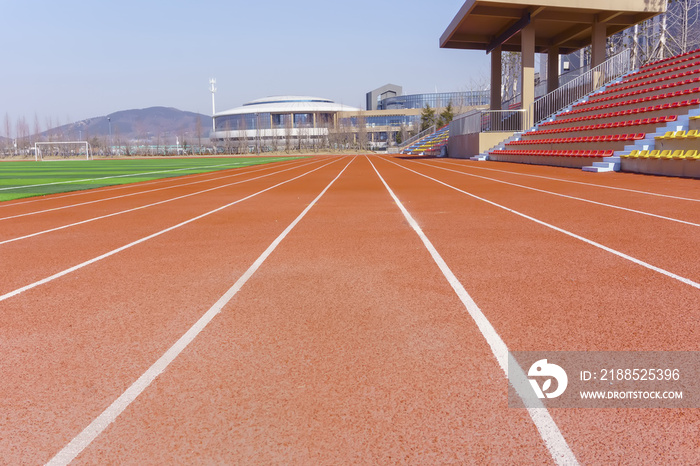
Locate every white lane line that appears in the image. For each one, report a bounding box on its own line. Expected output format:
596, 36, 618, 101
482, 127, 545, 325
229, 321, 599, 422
0, 158, 342, 304
414, 161, 700, 228
432, 159, 700, 202
0, 160, 268, 192
368, 157, 579, 466
0, 158, 317, 222
0, 158, 302, 210
45, 157, 355, 466
388, 158, 700, 290
0, 159, 325, 246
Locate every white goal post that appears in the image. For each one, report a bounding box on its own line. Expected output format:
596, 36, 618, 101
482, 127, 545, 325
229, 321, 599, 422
34, 141, 92, 161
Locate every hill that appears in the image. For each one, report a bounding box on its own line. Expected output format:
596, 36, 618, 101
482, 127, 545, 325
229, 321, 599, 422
42, 107, 212, 146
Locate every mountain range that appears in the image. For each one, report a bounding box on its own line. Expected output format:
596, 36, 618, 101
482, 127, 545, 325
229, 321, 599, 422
3, 107, 213, 146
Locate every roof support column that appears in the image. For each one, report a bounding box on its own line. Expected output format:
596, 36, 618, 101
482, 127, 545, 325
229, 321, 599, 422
592, 17, 607, 88
591, 17, 607, 67
490, 45, 502, 110
547, 46, 560, 93
521, 22, 535, 128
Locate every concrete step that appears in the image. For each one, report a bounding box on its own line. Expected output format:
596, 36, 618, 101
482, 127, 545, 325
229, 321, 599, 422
582, 161, 616, 172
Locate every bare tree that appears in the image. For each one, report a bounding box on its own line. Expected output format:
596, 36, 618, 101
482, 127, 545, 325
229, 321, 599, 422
501, 52, 522, 108
34, 113, 42, 143
195, 117, 203, 154
3, 113, 11, 156
356, 112, 367, 151
240, 117, 249, 155
16, 116, 29, 155
284, 115, 293, 153
666, 0, 700, 54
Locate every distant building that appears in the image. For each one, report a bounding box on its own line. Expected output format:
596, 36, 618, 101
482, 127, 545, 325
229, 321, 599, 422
210, 96, 360, 151
366, 84, 403, 111
377, 91, 490, 110
210, 88, 488, 152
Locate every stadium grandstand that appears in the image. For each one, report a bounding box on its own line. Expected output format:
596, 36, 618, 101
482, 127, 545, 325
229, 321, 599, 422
430, 0, 700, 178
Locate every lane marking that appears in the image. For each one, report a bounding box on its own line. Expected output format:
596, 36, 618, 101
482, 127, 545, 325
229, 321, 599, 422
0, 158, 318, 222
0, 159, 301, 210
368, 157, 579, 466
414, 161, 700, 227
0, 158, 343, 303
431, 159, 700, 202
0, 159, 325, 246
387, 158, 700, 290
45, 157, 355, 466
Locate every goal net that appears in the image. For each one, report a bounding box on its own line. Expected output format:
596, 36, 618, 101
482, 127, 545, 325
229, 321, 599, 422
34, 141, 92, 161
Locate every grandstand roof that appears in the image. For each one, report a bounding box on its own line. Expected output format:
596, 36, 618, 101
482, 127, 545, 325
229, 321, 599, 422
216, 96, 360, 116
440, 0, 665, 54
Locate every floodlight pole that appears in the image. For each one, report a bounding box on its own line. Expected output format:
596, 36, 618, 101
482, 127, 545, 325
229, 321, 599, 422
209, 78, 217, 132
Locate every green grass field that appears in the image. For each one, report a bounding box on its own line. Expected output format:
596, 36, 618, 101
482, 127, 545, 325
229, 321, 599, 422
0, 157, 305, 202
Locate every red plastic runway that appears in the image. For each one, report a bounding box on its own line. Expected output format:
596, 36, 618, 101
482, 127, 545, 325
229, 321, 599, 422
1, 155, 698, 464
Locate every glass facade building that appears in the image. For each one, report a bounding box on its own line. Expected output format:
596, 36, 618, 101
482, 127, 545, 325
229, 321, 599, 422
379, 91, 490, 110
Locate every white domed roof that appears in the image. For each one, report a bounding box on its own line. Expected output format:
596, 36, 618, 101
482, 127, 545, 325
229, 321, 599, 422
216, 95, 360, 116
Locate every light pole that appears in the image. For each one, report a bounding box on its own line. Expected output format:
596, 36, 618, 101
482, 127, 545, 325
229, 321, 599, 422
209, 78, 216, 132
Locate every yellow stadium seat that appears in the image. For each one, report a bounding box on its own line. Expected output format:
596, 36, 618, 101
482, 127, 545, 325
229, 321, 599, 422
638, 150, 650, 158
660, 150, 672, 159
628, 150, 640, 157
671, 150, 685, 159
684, 150, 698, 158
674, 131, 687, 138
656, 131, 674, 140
686, 130, 699, 138
649, 150, 661, 158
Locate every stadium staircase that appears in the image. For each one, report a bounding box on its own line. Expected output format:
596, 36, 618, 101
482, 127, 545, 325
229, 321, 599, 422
400, 125, 449, 156
486, 48, 700, 178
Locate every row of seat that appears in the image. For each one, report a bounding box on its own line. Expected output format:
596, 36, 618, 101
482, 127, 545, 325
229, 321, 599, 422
636, 48, 700, 73
623, 149, 700, 160
524, 115, 676, 136
562, 87, 700, 116
579, 76, 700, 107
541, 99, 700, 126
616, 49, 700, 83
491, 149, 614, 158
508, 133, 644, 146
656, 130, 700, 140
604, 61, 700, 95
401, 126, 449, 155
591, 68, 700, 99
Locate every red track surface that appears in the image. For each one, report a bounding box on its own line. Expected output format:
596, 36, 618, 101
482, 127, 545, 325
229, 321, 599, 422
1, 155, 698, 464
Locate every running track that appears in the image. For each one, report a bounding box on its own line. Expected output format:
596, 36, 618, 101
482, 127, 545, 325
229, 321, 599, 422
1, 155, 698, 464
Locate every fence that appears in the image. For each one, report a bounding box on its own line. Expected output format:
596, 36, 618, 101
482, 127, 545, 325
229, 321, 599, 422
452, 49, 632, 136
451, 109, 528, 134
398, 125, 436, 149
529, 48, 632, 125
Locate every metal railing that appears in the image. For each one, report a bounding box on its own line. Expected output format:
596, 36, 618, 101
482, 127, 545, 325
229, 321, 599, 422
529, 48, 632, 125
500, 63, 593, 111
398, 125, 436, 149
451, 109, 528, 134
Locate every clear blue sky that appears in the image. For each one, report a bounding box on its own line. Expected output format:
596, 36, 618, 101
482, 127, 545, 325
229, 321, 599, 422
0, 0, 489, 129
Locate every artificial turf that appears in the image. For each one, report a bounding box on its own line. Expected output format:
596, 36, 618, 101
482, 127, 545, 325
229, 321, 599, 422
0, 157, 305, 202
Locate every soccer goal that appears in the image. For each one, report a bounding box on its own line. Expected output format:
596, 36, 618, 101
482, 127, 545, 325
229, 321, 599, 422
34, 141, 92, 161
